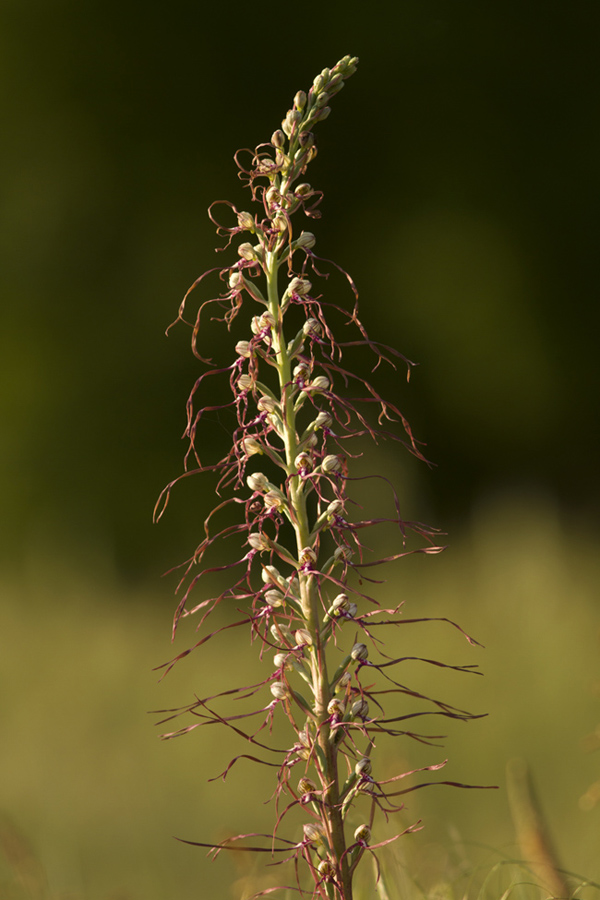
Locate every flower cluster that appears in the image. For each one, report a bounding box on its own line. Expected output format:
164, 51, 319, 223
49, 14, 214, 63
155, 56, 491, 900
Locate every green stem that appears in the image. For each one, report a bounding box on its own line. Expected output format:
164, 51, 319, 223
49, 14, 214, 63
265, 250, 352, 900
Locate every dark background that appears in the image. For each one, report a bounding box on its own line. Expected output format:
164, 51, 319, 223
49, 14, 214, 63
1, 0, 598, 583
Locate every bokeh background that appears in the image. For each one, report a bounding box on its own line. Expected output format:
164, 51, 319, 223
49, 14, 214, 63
1, 1, 599, 898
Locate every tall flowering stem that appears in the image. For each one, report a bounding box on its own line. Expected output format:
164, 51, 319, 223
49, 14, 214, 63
155, 56, 492, 900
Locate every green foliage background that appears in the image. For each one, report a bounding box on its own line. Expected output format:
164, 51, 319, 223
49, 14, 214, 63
1, 1, 599, 897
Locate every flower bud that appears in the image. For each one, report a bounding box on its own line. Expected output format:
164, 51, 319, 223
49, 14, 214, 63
247, 471, 268, 492
303, 822, 326, 845
298, 131, 315, 148
354, 824, 371, 844
346, 602, 358, 618
303, 318, 322, 337
271, 129, 286, 148
293, 362, 311, 381
316, 106, 331, 121
264, 490, 284, 511
237, 211, 255, 232
242, 437, 262, 456
322, 454, 341, 473
237, 374, 253, 392
351, 698, 369, 719
331, 593, 349, 613
294, 628, 313, 647
265, 591, 286, 608
288, 277, 312, 296
228, 269, 242, 289
315, 91, 330, 109
335, 672, 351, 692
294, 90, 307, 110
270, 622, 292, 644
298, 728, 311, 748
295, 231, 316, 250
355, 757, 372, 777
262, 565, 282, 585
313, 74, 326, 92
326, 499, 343, 516
334, 545, 353, 562
351, 643, 369, 661
270, 681, 289, 700
314, 410, 333, 429
309, 376, 330, 393
235, 340, 253, 357
257, 395, 277, 414
295, 183, 313, 198
272, 212, 288, 233
248, 532, 269, 552
237, 242, 257, 261
318, 859, 333, 878
302, 433, 318, 449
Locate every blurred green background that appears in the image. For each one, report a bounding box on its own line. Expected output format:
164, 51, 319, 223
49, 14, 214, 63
1, 1, 599, 898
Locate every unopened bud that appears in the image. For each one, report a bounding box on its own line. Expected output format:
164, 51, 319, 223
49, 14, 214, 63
313, 74, 326, 93
271, 129, 286, 148
247, 471, 268, 492
315, 410, 333, 429
273, 651, 290, 668
351, 643, 369, 661
294, 452, 312, 472
295, 231, 316, 250
355, 757, 372, 777
298, 776, 317, 795
303, 822, 326, 845
264, 490, 284, 510
327, 499, 343, 516
235, 340, 253, 357
295, 183, 313, 198
265, 591, 286, 608
288, 277, 312, 296
257, 395, 277, 413
351, 698, 369, 718
293, 362, 311, 381
237, 211, 255, 232
294, 90, 307, 110
318, 859, 333, 878
262, 565, 282, 585
228, 269, 242, 289
272, 212, 288, 233
237, 374, 253, 392
303, 318, 322, 337
309, 376, 330, 393
298, 131, 315, 148
242, 437, 262, 456
332, 593, 349, 613
322, 454, 341, 473
295, 628, 313, 647
248, 532, 269, 552
237, 242, 257, 261
270, 621, 292, 643
334, 545, 353, 562
270, 681, 289, 700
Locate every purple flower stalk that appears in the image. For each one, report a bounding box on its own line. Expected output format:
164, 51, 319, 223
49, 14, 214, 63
155, 56, 493, 900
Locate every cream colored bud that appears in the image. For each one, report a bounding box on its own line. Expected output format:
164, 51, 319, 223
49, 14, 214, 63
248, 532, 269, 552
294, 90, 307, 110
228, 269, 242, 289
235, 340, 253, 357
303, 318, 322, 337
334, 545, 353, 562
355, 757, 372, 777
262, 565, 282, 585
322, 454, 341, 473
270, 681, 289, 700
295, 183, 312, 197
313, 74, 326, 92
237, 242, 256, 261
354, 824, 371, 844
327, 698, 345, 717
295, 231, 316, 250
293, 362, 311, 381
289, 277, 312, 296
318, 859, 333, 878
346, 602, 358, 618
315, 410, 333, 428
237, 211, 255, 232
303, 822, 325, 844
303, 433, 318, 449
351, 698, 369, 718
309, 376, 330, 393
335, 672, 352, 692
294, 628, 313, 647
351, 643, 369, 661
273, 652, 289, 668
247, 471, 268, 492
272, 212, 288, 233
270, 621, 291, 643
332, 593, 349, 613
237, 374, 253, 392
264, 490, 283, 510
242, 437, 262, 456
265, 591, 286, 608
257, 396, 277, 413
327, 499, 343, 515
265, 186, 280, 207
